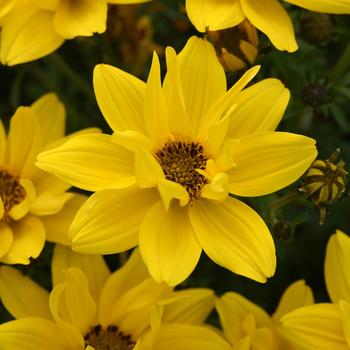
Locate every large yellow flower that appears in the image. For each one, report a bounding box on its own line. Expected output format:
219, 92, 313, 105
185, 0, 350, 52
0, 93, 93, 264
37, 36, 317, 286
216, 280, 314, 349
279, 230, 350, 349
0, 0, 151, 65
0, 246, 222, 350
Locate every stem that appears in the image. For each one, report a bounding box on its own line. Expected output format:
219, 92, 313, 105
49, 53, 93, 98
331, 42, 350, 81
269, 190, 301, 216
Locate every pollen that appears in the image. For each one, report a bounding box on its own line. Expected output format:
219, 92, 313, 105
155, 140, 208, 202
84, 324, 135, 350
0, 169, 26, 223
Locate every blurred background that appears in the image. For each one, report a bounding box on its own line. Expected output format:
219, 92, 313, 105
1, 0, 350, 325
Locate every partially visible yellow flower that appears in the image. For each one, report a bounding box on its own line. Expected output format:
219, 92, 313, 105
0, 93, 95, 264
279, 230, 350, 349
37, 36, 317, 286
0, 246, 218, 350
185, 0, 350, 52
216, 280, 314, 349
0, 0, 151, 65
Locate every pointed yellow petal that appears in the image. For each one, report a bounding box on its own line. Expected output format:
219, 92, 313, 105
49, 267, 97, 334
189, 197, 276, 283
325, 230, 350, 304
0, 266, 51, 319
54, 0, 107, 39
31, 93, 66, 147
52, 244, 110, 302
284, 0, 350, 14
279, 304, 349, 350
0, 318, 83, 350
139, 201, 201, 286
30, 192, 73, 217
6, 107, 42, 178
241, 0, 298, 52
216, 292, 273, 344
273, 280, 314, 323
42, 194, 86, 246
98, 249, 149, 326
227, 79, 290, 138
177, 36, 226, 136
36, 133, 135, 192
0, 223, 13, 258
69, 188, 158, 254
186, 0, 245, 32
339, 300, 350, 346
0, 7, 64, 65
163, 288, 215, 325
93, 64, 146, 134
1, 215, 45, 265
228, 132, 317, 197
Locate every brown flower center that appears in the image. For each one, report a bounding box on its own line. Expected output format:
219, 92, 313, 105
0, 169, 26, 223
155, 140, 208, 201
84, 324, 135, 350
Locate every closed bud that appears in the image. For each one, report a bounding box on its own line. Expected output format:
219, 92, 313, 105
300, 12, 332, 45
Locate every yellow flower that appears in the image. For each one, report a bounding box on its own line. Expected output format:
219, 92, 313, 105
216, 280, 314, 349
0, 246, 221, 350
185, 0, 350, 52
0, 0, 151, 65
37, 36, 317, 286
0, 93, 93, 264
279, 230, 350, 349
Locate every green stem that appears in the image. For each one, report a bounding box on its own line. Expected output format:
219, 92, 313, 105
49, 53, 93, 98
269, 190, 301, 217
331, 42, 350, 81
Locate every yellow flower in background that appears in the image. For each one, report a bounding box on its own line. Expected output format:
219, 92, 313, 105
216, 280, 314, 349
0, 93, 91, 264
279, 230, 350, 349
37, 36, 317, 286
185, 0, 350, 52
0, 246, 218, 350
0, 0, 151, 66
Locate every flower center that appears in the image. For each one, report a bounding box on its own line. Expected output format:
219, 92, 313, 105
84, 324, 135, 350
155, 140, 208, 201
0, 169, 26, 223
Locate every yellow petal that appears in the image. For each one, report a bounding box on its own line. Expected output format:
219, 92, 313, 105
325, 230, 350, 304
98, 249, 149, 326
339, 300, 350, 346
93, 64, 146, 134
49, 267, 97, 334
31, 0, 60, 11
0, 119, 6, 164
31, 93, 66, 147
0, 6, 64, 65
1, 215, 46, 265
228, 132, 317, 197
273, 280, 314, 323
241, 0, 298, 52
216, 292, 273, 344
0, 318, 83, 350
163, 47, 192, 137
201, 172, 230, 202
52, 244, 110, 302
163, 288, 215, 325
284, 0, 350, 14
144, 52, 170, 147
30, 192, 73, 217
0, 223, 13, 258
227, 79, 290, 138
189, 197, 276, 283
69, 188, 158, 254
54, 0, 107, 39
0, 266, 51, 319
279, 303, 349, 350
177, 36, 226, 136
6, 107, 42, 178
139, 201, 201, 286
157, 179, 190, 210
186, 0, 245, 32
42, 194, 87, 246
36, 133, 135, 192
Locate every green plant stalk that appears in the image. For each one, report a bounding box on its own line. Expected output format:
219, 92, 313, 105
331, 42, 350, 81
